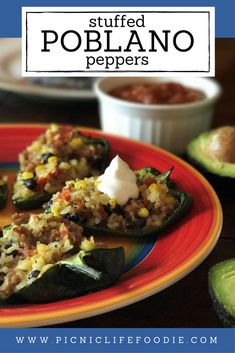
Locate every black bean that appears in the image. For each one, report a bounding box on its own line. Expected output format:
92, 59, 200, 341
0, 272, 6, 286
23, 178, 37, 190
103, 204, 112, 215
62, 213, 69, 219
4, 242, 12, 249
104, 204, 123, 215
3, 243, 18, 257
67, 212, 80, 223
68, 153, 79, 160
11, 250, 19, 257
67, 212, 86, 224
126, 218, 146, 229
90, 155, 103, 170
28, 270, 40, 280
112, 204, 124, 215
41, 152, 54, 163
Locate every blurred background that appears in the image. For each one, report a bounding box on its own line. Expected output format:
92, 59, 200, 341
0, 38, 233, 130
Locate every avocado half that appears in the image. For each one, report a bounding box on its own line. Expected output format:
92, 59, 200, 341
187, 126, 235, 179
209, 258, 235, 328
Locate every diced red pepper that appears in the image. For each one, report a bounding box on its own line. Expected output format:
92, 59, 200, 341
60, 225, 69, 237
19, 248, 35, 257
145, 177, 157, 187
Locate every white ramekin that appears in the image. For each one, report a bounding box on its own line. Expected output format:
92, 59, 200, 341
94, 77, 222, 154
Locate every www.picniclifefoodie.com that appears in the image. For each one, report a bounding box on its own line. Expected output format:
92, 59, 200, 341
15, 334, 218, 346
22, 7, 214, 76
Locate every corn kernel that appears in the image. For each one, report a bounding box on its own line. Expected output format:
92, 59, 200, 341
41, 149, 51, 154
137, 207, 149, 218
59, 162, 71, 170
94, 180, 101, 188
80, 236, 96, 252
51, 204, 61, 217
48, 156, 58, 164
37, 243, 48, 254
148, 183, 158, 191
22, 171, 34, 180
75, 180, 87, 190
50, 123, 59, 132
70, 159, 78, 166
109, 198, 117, 207
70, 137, 83, 148
16, 257, 32, 270
40, 264, 53, 276
35, 165, 45, 173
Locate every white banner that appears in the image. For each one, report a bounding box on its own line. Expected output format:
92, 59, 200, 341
22, 7, 215, 76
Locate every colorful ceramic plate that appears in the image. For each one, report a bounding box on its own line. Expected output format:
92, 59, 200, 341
0, 124, 222, 327
0, 39, 96, 101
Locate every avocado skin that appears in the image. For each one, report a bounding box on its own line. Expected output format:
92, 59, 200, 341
209, 286, 235, 328
209, 258, 235, 328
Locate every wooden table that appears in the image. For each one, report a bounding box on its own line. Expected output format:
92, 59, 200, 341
0, 39, 234, 328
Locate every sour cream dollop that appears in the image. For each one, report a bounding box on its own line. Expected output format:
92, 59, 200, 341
97, 155, 139, 205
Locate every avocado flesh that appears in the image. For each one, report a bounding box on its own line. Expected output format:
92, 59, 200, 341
188, 132, 235, 178
209, 258, 235, 327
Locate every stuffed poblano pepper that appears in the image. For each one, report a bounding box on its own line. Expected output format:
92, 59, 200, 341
0, 213, 124, 303
47, 156, 192, 237
12, 124, 109, 210
0, 176, 8, 210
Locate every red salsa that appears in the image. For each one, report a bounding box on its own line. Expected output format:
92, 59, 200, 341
109, 82, 206, 105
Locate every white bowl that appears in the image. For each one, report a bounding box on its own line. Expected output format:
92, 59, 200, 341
95, 77, 222, 154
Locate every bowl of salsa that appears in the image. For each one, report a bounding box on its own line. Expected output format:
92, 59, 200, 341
95, 77, 221, 154
109, 82, 206, 105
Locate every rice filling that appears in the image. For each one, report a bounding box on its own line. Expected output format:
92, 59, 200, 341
49, 169, 180, 232
0, 213, 95, 300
